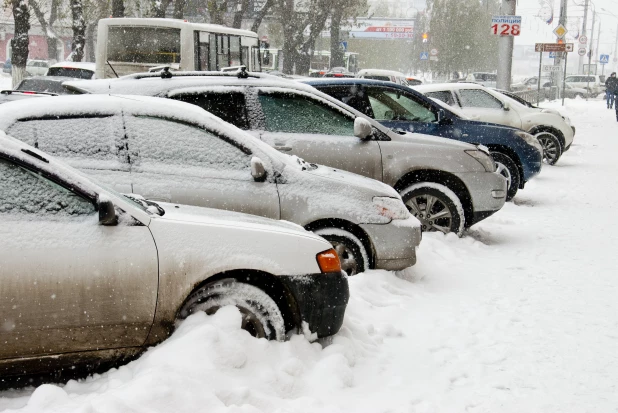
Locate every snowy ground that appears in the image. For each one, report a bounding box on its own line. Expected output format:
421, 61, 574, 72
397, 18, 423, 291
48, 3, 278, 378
1, 92, 618, 412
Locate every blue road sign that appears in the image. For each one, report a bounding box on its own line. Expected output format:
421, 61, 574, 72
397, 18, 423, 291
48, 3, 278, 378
339, 41, 348, 52
420, 52, 429, 61
549, 51, 556, 59
600, 54, 610, 64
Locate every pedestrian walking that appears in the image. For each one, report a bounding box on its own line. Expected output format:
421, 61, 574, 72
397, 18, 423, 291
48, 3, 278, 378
606, 72, 618, 109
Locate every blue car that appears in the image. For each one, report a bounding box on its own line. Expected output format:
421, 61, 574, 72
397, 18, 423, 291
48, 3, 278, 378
303, 78, 543, 200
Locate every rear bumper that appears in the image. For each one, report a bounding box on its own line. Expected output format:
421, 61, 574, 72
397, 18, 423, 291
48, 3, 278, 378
455, 171, 507, 225
279, 271, 349, 338
360, 216, 422, 271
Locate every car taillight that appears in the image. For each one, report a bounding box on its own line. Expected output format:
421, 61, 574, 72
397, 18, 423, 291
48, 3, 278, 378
316, 249, 342, 273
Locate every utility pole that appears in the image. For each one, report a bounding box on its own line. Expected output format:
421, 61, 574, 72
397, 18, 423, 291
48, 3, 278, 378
556, 0, 567, 99
497, 0, 516, 91
586, 10, 596, 94
579, 0, 589, 74
614, 24, 618, 73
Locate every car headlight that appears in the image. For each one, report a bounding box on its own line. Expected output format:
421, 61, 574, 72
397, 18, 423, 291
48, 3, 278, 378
465, 149, 495, 172
373, 197, 410, 220
515, 131, 543, 152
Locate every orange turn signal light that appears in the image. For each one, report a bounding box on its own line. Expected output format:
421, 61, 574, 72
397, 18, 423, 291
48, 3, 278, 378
316, 248, 342, 273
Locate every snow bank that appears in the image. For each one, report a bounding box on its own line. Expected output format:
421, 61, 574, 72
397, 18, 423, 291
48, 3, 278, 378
2, 97, 618, 412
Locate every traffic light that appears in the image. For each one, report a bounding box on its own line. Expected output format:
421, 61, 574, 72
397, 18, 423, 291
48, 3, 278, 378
557, 38, 564, 44
422, 33, 429, 43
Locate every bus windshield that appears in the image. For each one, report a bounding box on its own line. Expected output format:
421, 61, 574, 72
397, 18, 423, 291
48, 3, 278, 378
108, 26, 181, 64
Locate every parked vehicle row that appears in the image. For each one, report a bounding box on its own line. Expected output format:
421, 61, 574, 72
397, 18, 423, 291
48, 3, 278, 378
2, 64, 570, 385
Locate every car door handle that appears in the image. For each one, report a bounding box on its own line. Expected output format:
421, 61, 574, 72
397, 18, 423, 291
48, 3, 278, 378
275, 145, 292, 152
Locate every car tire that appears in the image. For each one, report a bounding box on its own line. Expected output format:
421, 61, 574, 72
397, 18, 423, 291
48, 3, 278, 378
491, 152, 520, 201
535, 131, 562, 165
177, 279, 285, 341
400, 182, 465, 236
314, 228, 367, 276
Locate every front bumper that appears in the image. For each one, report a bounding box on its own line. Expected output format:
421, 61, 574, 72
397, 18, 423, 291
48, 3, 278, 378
279, 271, 349, 338
360, 215, 421, 271
455, 171, 507, 226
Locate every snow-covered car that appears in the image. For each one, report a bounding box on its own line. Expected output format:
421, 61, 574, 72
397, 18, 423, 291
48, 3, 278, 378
564, 74, 603, 95
65, 71, 507, 235
46, 61, 96, 79
25, 59, 50, 77
416, 83, 575, 165
0, 94, 422, 275
0, 131, 349, 382
357, 69, 410, 85
464, 72, 497, 88
13, 76, 80, 95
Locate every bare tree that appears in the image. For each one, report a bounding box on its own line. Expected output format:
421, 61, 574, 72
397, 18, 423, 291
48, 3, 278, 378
251, 0, 274, 32
112, 0, 125, 17
10, 0, 30, 87
30, 0, 61, 63
151, 0, 172, 17
173, 0, 187, 18
329, 0, 366, 68
232, 0, 250, 29
70, 0, 86, 62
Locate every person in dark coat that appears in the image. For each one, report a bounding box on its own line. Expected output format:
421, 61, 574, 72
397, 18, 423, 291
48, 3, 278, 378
606, 72, 618, 109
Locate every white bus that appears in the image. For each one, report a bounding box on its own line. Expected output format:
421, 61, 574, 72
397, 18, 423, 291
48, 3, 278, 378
95, 18, 261, 78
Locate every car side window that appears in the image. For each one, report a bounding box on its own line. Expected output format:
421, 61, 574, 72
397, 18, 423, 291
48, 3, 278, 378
318, 86, 374, 118
0, 158, 95, 217
258, 92, 354, 135
6, 116, 128, 167
425, 91, 456, 106
458, 89, 503, 109
365, 88, 437, 122
171, 92, 249, 130
124, 116, 252, 179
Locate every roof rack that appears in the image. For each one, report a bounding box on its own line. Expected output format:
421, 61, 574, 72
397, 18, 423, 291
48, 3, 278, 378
127, 66, 264, 80
0, 90, 58, 96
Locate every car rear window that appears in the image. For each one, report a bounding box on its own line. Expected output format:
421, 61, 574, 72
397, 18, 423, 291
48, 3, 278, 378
47, 67, 94, 79
172, 92, 249, 130
16, 79, 76, 94
363, 75, 391, 82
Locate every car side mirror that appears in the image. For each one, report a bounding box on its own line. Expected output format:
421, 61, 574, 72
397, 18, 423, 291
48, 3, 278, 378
503, 101, 510, 111
354, 117, 373, 140
251, 156, 267, 181
98, 195, 117, 226
437, 108, 446, 123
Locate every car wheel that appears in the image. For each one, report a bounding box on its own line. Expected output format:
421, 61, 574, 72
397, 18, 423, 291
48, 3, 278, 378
177, 279, 285, 341
314, 228, 367, 276
491, 152, 520, 201
535, 132, 562, 165
400, 182, 465, 236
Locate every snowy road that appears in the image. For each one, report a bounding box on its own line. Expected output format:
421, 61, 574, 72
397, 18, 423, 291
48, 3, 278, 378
1, 96, 617, 412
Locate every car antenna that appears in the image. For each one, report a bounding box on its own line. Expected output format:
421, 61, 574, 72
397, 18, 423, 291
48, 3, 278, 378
160, 67, 173, 79
237, 66, 249, 79
106, 60, 119, 78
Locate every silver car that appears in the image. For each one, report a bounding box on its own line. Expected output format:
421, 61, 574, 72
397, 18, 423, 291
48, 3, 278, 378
66, 72, 506, 236
0, 94, 421, 276
0, 132, 349, 381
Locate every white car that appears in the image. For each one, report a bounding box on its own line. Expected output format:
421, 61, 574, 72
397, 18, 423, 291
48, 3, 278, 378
415, 83, 575, 165
564, 74, 603, 95
464, 72, 497, 88
0, 131, 349, 381
46, 61, 96, 79
26, 59, 50, 77
357, 69, 409, 85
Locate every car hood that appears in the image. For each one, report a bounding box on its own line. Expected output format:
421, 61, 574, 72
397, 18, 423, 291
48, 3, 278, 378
303, 163, 400, 198
391, 130, 478, 149
152, 201, 321, 240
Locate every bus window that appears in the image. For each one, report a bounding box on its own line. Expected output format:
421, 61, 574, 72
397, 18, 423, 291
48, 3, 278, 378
230, 36, 241, 66
108, 26, 180, 64
252, 47, 262, 72
242, 47, 249, 68
194, 31, 209, 71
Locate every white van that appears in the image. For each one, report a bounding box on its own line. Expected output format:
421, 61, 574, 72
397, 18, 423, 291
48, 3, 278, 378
564, 75, 603, 95
357, 69, 409, 85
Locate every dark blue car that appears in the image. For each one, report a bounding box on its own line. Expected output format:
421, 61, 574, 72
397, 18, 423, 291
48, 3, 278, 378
303, 78, 543, 200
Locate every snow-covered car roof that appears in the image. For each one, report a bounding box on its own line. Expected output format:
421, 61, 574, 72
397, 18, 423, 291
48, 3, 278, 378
0, 94, 290, 173
413, 83, 487, 93
357, 69, 407, 78
48, 61, 96, 71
